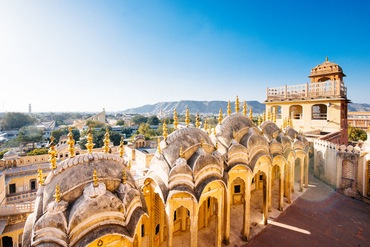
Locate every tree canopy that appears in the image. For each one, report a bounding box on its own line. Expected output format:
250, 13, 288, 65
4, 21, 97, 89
131, 115, 148, 125
85, 120, 106, 129
27, 148, 48, 156
17, 126, 44, 148
0, 112, 36, 130
348, 127, 367, 142
79, 128, 122, 150
147, 116, 160, 125
51, 128, 80, 143
116, 120, 125, 126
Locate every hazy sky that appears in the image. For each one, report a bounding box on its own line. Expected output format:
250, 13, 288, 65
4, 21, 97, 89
1, 0, 369, 112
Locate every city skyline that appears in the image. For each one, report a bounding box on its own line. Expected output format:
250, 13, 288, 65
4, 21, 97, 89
1, 0, 370, 112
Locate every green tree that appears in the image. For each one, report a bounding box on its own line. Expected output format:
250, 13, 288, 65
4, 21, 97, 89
85, 120, 106, 129
17, 126, 44, 149
348, 127, 367, 142
0, 149, 9, 159
51, 128, 80, 143
138, 123, 150, 137
121, 126, 133, 137
27, 148, 48, 156
116, 120, 125, 126
147, 116, 160, 125
0, 112, 36, 130
131, 115, 148, 125
79, 128, 122, 150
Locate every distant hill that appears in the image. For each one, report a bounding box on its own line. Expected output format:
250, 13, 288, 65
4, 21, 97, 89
122, 100, 266, 115
348, 103, 370, 112
122, 101, 370, 115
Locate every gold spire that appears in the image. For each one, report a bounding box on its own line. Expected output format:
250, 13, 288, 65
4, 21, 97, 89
215, 141, 218, 150
258, 115, 262, 126
128, 160, 132, 170
185, 107, 190, 127
54, 184, 61, 203
326, 56, 328, 61
262, 111, 266, 122
213, 127, 216, 136
122, 168, 127, 184
200, 139, 204, 148
103, 128, 110, 153
204, 118, 209, 133
173, 108, 178, 130
37, 167, 44, 186
179, 146, 184, 158
249, 107, 253, 119
86, 127, 95, 154
119, 137, 125, 158
67, 127, 75, 158
163, 121, 168, 139
195, 112, 200, 128
227, 101, 231, 116
243, 101, 247, 116
157, 138, 162, 153
267, 110, 271, 121
235, 96, 240, 113
93, 169, 98, 187
218, 108, 223, 124
48, 136, 57, 170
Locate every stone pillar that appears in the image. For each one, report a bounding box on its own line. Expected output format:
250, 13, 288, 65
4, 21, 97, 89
204, 200, 208, 227
190, 213, 198, 247
291, 160, 295, 193
181, 207, 187, 231
300, 162, 304, 192
305, 156, 309, 188
166, 205, 173, 247
279, 171, 284, 211
242, 176, 251, 241
268, 168, 272, 211
216, 194, 222, 247
263, 179, 268, 225
223, 184, 231, 244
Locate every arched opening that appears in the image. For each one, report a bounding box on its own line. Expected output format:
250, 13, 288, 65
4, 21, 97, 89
2, 236, 13, 247
271, 105, 282, 119
312, 104, 328, 120
229, 177, 246, 239
198, 196, 220, 246
294, 157, 304, 192
341, 160, 355, 190
289, 105, 303, 120
172, 206, 191, 246
271, 164, 283, 210
250, 170, 268, 234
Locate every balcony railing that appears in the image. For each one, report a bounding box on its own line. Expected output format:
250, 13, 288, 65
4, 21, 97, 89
0, 201, 35, 216
266, 81, 347, 100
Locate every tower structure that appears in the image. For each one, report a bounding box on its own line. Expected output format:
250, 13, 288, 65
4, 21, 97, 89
265, 58, 349, 144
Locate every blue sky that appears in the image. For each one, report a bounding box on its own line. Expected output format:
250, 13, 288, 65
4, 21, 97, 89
1, 0, 369, 112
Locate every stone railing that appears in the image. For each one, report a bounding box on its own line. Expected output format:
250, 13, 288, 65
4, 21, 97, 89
0, 201, 35, 216
266, 81, 347, 100
6, 190, 37, 204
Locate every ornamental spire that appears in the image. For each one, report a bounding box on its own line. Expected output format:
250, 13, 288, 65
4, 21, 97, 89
204, 118, 209, 133
48, 136, 57, 170
195, 112, 200, 128
235, 96, 240, 113
227, 101, 231, 116
173, 108, 178, 130
163, 121, 168, 140
67, 127, 75, 158
37, 167, 44, 186
157, 138, 162, 154
93, 169, 98, 187
185, 107, 190, 127
54, 184, 61, 203
119, 137, 125, 158
103, 128, 110, 153
249, 107, 253, 119
122, 168, 127, 184
262, 111, 266, 122
243, 101, 247, 116
179, 146, 184, 158
218, 108, 223, 124
86, 127, 95, 154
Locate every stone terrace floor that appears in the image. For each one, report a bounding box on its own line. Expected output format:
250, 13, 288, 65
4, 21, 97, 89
245, 173, 370, 247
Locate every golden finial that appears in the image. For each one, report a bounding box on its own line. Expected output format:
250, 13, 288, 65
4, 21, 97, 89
215, 141, 218, 150
128, 160, 132, 170
235, 96, 240, 113
326, 56, 328, 61
67, 127, 75, 158
218, 108, 223, 124
103, 128, 110, 153
227, 101, 231, 116
204, 118, 209, 133
249, 107, 253, 119
173, 109, 178, 130
48, 136, 57, 170
243, 101, 247, 116
93, 169, 98, 187
185, 107, 190, 127
213, 127, 216, 136
195, 112, 200, 128
258, 115, 262, 126
122, 168, 127, 184
119, 137, 125, 158
37, 167, 44, 186
157, 138, 162, 154
200, 139, 204, 148
232, 130, 237, 139
163, 121, 168, 139
54, 184, 61, 203
179, 146, 184, 158
86, 127, 95, 154
267, 110, 271, 121
262, 111, 266, 122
